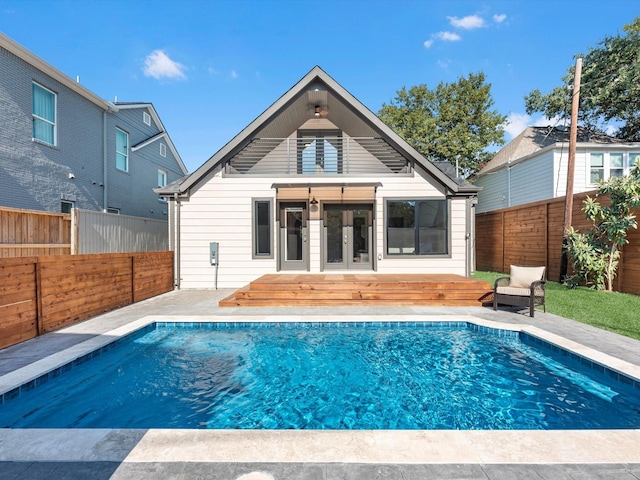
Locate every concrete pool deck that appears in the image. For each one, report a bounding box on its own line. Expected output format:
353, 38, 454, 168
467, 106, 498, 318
1, 289, 639, 479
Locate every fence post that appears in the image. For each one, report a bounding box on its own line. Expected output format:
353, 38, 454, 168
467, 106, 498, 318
35, 258, 44, 336
131, 254, 137, 304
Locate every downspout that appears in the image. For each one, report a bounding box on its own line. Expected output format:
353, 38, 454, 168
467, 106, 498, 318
102, 111, 108, 211
506, 158, 512, 207
174, 193, 181, 289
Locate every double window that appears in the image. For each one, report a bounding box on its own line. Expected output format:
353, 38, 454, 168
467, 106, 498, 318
252, 199, 273, 258
386, 199, 448, 256
590, 152, 640, 184
32, 82, 56, 145
116, 128, 129, 171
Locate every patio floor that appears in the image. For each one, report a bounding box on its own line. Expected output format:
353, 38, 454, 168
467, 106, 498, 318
1, 288, 639, 479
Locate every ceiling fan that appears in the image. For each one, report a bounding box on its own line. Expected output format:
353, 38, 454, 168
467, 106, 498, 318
313, 105, 329, 118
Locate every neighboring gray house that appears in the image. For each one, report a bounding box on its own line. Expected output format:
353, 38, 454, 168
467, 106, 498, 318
0, 33, 188, 219
157, 66, 480, 289
474, 126, 640, 213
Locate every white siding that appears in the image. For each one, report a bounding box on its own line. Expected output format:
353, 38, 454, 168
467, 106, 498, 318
476, 153, 553, 212
509, 153, 554, 206
177, 168, 470, 288
475, 169, 508, 213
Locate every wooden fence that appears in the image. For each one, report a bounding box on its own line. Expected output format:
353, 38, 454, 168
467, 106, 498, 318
0, 251, 174, 349
476, 190, 640, 295
0, 207, 71, 257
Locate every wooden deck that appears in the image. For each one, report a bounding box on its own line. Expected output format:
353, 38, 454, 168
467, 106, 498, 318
219, 274, 493, 307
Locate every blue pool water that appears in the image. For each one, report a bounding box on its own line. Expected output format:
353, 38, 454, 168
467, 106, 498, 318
0, 322, 639, 430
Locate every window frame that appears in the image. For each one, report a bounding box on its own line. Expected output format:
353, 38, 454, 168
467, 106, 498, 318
589, 152, 605, 185
609, 152, 624, 179
157, 169, 168, 203
297, 130, 342, 174
61, 200, 74, 214
160, 143, 167, 157
143, 111, 151, 126
252, 198, 274, 259
116, 127, 129, 172
32, 82, 57, 146
384, 198, 450, 258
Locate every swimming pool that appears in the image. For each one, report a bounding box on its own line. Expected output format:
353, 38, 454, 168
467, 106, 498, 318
1, 321, 639, 430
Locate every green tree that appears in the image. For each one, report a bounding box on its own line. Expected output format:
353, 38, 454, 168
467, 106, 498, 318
378, 72, 506, 176
525, 18, 640, 140
564, 163, 640, 291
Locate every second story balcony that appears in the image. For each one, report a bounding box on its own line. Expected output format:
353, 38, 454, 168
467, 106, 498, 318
224, 136, 413, 176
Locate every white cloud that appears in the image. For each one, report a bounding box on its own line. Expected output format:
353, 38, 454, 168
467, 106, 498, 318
448, 15, 485, 29
533, 115, 562, 127
424, 31, 461, 48
143, 50, 187, 80
230, 70, 238, 79
493, 14, 507, 24
504, 113, 531, 138
435, 31, 461, 42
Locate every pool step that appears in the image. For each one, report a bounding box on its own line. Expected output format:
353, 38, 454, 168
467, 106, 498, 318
219, 274, 493, 307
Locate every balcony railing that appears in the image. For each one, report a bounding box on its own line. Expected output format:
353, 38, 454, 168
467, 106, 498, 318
224, 137, 412, 175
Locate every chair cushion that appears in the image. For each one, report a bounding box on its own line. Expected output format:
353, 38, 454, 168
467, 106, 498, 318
509, 265, 545, 288
496, 286, 531, 296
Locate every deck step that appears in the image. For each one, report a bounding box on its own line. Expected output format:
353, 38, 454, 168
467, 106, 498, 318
219, 274, 493, 307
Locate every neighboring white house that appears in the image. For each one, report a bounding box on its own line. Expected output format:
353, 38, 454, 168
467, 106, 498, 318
157, 66, 480, 289
474, 125, 640, 213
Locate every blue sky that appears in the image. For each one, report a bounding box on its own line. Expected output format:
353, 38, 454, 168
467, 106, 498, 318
2, 0, 639, 172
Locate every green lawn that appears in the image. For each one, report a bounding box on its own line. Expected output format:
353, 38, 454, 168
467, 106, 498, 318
472, 271, 640, 341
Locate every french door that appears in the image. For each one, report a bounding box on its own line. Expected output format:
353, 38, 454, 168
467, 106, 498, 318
278, 202, 309, 271
323, 204, 373, 270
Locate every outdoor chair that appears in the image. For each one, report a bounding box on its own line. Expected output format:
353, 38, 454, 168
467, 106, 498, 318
493, 265, 546, 317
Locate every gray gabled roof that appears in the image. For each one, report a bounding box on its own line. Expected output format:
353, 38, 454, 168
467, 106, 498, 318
159, 66, 477, 196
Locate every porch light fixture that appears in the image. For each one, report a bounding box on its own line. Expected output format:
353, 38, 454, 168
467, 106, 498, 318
310, 196, 319, 205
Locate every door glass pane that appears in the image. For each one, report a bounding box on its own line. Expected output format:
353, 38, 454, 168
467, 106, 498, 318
352, 209, 369, 263
323, 140, 338, 174
285, 208, 303, 261
326, 209, 343, 264
301, 140, 316, 174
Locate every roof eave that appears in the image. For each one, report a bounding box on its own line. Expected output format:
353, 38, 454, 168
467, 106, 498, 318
1, 32, 115, 111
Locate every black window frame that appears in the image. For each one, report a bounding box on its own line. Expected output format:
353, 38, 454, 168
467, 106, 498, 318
252, 198, 273, 259
385, 198, 450, 257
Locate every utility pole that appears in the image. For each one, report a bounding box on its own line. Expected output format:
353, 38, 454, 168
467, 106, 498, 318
560, 57, 583, 282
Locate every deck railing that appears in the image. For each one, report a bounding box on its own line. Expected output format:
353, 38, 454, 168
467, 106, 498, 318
225, 137, 412, 175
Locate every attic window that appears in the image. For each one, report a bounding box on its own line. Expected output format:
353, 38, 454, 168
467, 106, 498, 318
143, 111, 151, 126
160, 143, 167, 157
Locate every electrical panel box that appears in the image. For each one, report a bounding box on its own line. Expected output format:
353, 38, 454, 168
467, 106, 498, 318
209, 242, 219, 265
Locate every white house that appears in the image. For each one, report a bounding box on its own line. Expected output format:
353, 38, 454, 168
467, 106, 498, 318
157, 67, 480, 289
474, 126, 640, 213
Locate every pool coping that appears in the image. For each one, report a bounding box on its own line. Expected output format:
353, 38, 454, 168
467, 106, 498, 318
1, 314, 640, 465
